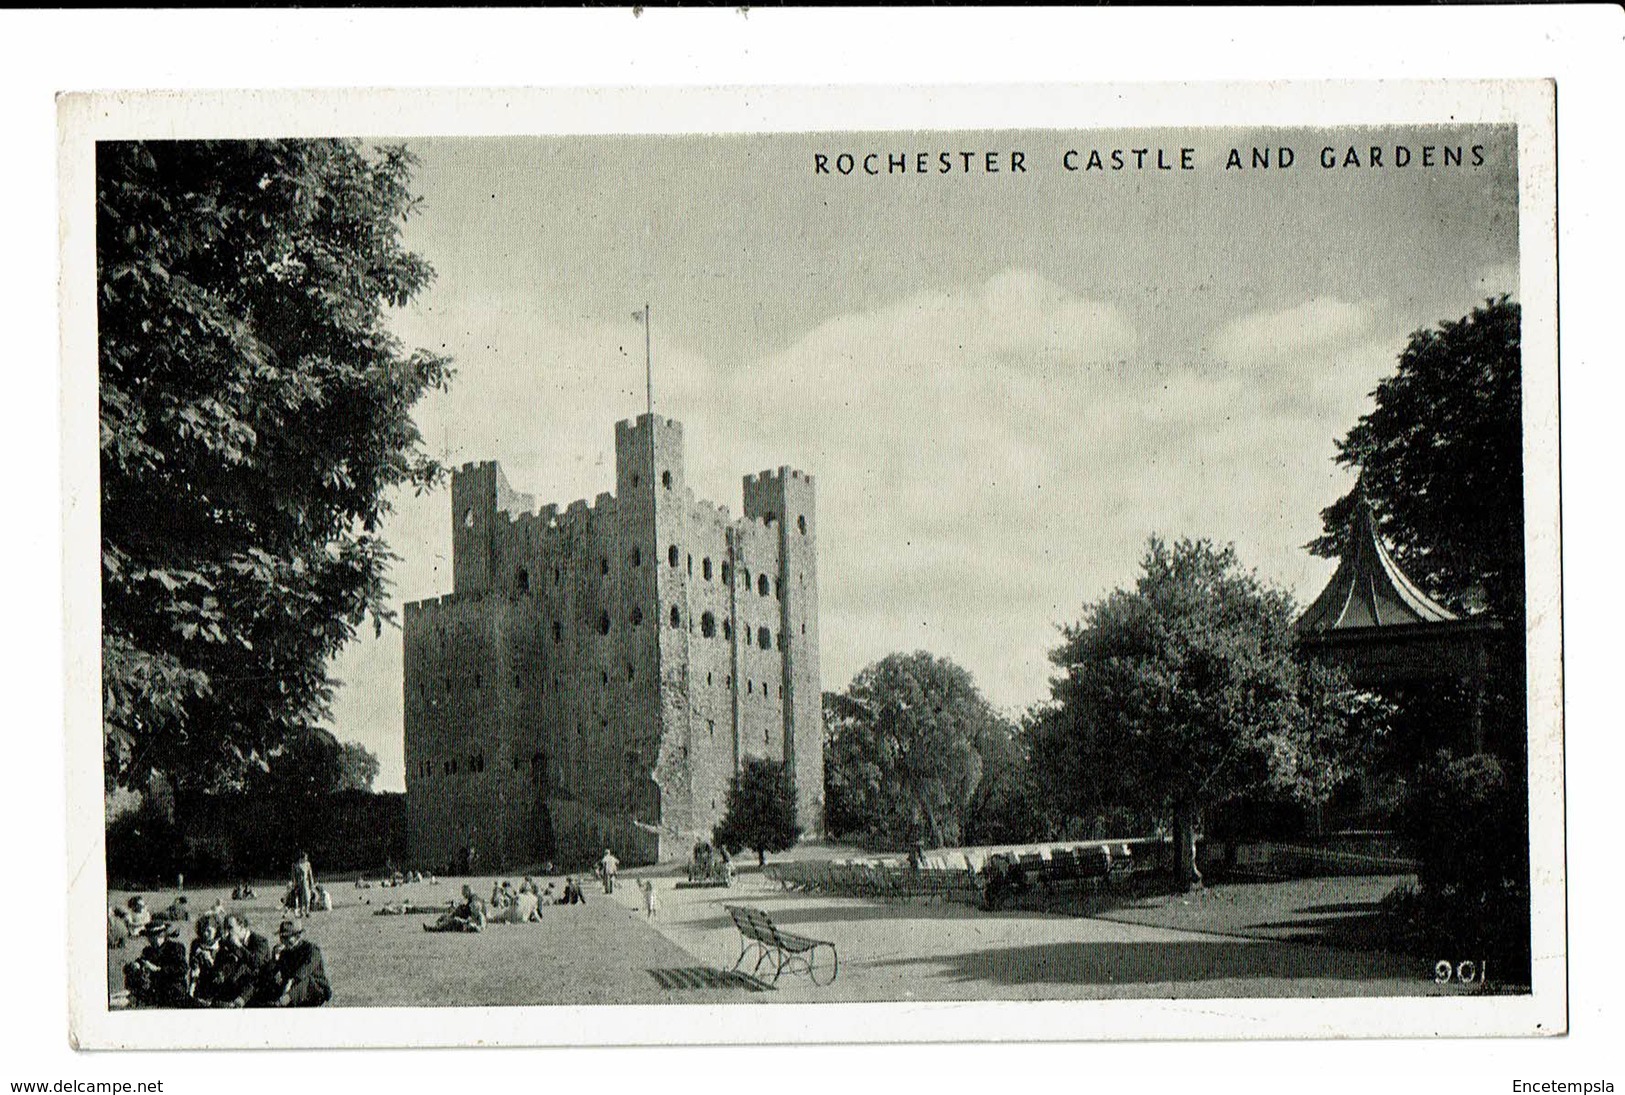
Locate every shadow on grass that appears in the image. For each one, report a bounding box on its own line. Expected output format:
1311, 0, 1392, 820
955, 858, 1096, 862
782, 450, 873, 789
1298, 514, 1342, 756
866, 938, 1417, 987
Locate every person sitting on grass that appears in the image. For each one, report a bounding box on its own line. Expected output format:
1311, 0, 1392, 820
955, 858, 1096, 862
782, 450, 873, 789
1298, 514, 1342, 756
231, 881, 256, 901
123, 896, 152, 933
506, 886, 541, 924
123, 922, 188, 1008
558, 877, 586, 905
187, 917, 223, 1003
313, 884, 333, 912
108, 905, 131, 950
159, 895, 191, 923
423, 885, 487, 933
268, 919, 331, 1007
213, 913, 276, 1008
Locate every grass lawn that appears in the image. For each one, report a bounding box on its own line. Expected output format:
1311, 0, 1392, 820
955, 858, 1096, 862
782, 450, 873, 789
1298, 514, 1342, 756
108, 874, 753, 1007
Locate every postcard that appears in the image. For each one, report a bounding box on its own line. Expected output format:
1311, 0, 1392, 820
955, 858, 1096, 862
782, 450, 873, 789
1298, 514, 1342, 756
61, 80, 1562, 1048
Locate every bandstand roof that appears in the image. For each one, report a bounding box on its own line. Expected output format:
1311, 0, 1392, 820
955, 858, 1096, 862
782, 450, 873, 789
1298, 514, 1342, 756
1297, 501, 1458, 634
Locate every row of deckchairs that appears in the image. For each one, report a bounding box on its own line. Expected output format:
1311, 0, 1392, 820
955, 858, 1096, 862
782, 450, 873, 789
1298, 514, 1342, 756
763, 859, 986, 905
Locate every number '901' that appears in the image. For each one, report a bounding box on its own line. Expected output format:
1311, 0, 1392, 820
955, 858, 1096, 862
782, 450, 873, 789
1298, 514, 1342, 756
1434, 960, 1488, 985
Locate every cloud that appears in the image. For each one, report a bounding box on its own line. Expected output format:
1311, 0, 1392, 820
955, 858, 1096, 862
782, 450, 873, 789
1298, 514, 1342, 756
1213, 298, 1377, 364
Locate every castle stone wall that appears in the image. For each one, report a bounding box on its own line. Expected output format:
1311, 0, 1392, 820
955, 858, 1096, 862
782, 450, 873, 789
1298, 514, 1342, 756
403, 414, 822, 869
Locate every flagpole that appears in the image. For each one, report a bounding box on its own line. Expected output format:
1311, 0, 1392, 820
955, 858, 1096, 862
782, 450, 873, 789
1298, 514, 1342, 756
644, 302, 652, 418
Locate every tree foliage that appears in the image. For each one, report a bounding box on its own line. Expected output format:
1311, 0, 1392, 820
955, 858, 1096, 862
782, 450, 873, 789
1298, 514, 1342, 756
823, 652, 1007, 847
98, 139, 451, 795
259, 728, 380, 797
1033, 537, 1372, 884
1310, 298, 1522, 624
962, 715, 1044, 846
713, 757, 801, 865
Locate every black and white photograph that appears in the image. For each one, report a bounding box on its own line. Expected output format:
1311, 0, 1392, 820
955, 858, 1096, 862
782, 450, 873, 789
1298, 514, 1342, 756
55, 75, 1570, 1055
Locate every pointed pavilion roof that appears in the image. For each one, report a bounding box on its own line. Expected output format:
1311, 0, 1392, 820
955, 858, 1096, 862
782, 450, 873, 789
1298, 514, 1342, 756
1297, 501, 1458, 634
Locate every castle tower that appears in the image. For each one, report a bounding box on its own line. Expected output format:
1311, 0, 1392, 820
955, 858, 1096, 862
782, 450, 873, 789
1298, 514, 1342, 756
743, 467, 823, 837
614, 415, 690, 838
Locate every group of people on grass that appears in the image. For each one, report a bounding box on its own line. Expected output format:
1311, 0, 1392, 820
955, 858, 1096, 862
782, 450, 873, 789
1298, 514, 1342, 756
119, 908, 330, 1009
417, 849, 639, 932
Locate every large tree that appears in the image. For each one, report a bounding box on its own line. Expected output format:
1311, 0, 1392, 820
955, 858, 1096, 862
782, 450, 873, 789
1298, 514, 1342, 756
99, 140, 451, 796
1036, 537, 1370, 888
1309, 297, 1522, 624
823, 652, 1003, 848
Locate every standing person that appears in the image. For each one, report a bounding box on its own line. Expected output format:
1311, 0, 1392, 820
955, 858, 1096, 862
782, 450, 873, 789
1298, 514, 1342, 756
598, 849, 619, 895
269, 920, 331, 1007
290, 851, 316, 918
639, 878, 658, 919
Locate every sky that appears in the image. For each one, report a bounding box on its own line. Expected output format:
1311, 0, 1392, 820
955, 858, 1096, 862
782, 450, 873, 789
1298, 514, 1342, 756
323, 126, 1520, 792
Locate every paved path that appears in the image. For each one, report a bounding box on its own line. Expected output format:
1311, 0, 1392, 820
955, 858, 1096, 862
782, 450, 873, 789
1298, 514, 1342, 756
606, 869, 1446, 1002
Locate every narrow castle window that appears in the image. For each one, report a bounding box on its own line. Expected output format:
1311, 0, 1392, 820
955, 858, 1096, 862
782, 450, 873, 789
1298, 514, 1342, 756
551, 621, 562, 643
631, 605, 643, 626
599, 611, 611, 635
669, 605, 681, 629
661, 470, 672, 489
627, 663, 635, 681
742, 567, 750, 588
601, 669, 609, 685
687, 554, 693, 576
707, 719, 715, 738
600, 557, 609, 575
758, 626, 771, 650
668, 544, 679, 568
778, 632, 787, 651
798, 514, 807, 535
631, 546, 641, 567
706, 672, 713, 686
758, 574, 770, 597
774, 577, 782, 599
515, 568, 530, 594
702, 558, 713, 580
720, 563, 731, 584
747, 680, 754, 694
473, 672, 482, 690
552, 566, 561, 586
722, 620, 732, 640
631, 474, 640, 489
700, 612, 716, 638
514, 674, 521, 690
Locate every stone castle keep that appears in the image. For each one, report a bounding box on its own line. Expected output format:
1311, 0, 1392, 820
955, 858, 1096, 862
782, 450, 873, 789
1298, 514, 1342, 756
403, 414, 823, 869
